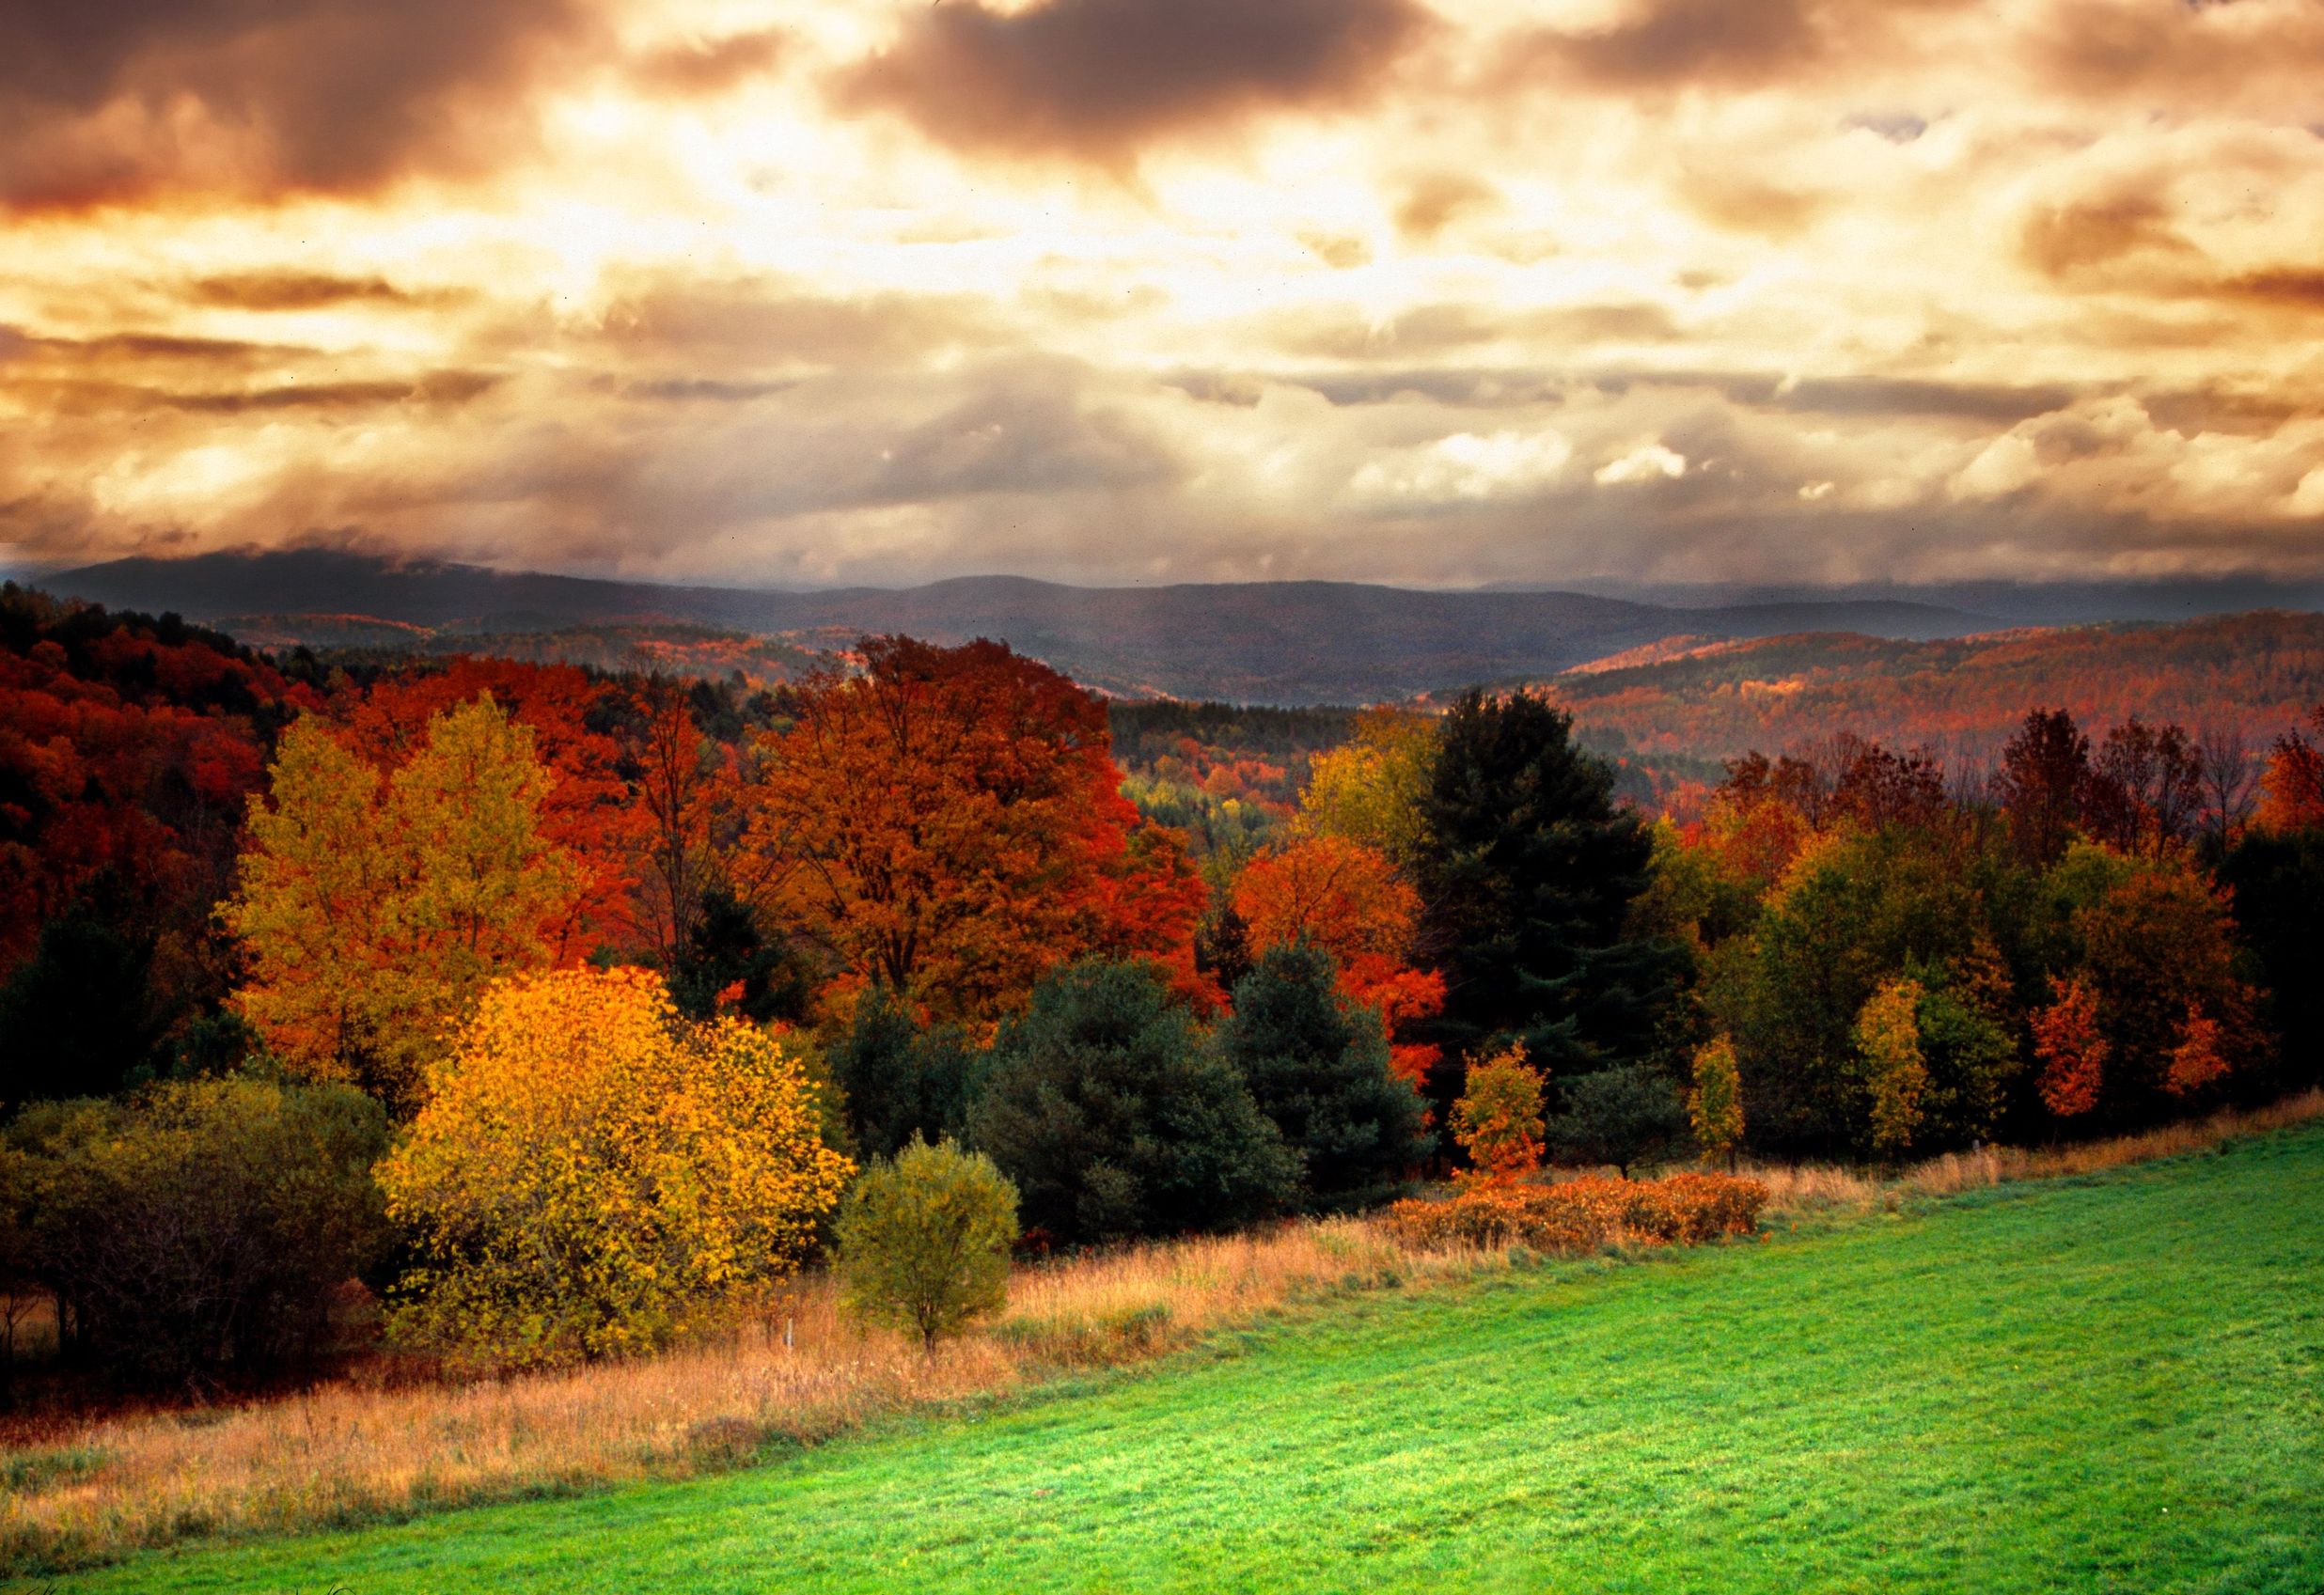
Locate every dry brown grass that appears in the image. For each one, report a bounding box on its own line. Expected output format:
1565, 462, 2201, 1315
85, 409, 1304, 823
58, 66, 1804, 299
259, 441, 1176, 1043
5, 1087, 2317, 1576
0, 1217, 1500, 1574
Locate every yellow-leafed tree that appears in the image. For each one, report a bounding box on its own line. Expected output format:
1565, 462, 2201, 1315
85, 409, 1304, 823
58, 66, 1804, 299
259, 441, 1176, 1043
223, 698, 581, 1114
380, 965, 853, 1368
1855, 976, 1928, 1157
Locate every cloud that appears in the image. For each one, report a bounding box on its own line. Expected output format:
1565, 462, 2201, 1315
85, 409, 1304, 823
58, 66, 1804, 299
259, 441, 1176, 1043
1394, 172, 1501, 241
1594, 442, 1688, 485
629, 29, 787, 99
2019, 195, 2198, 281
1346, 430, 1573, 508
1513, 0, 1823, 90
1264, 301, 1681, 361
833, 0, 1428, 164
181, 272, 426, 310
0, 0, 595, 211
592, 275, 1015, 372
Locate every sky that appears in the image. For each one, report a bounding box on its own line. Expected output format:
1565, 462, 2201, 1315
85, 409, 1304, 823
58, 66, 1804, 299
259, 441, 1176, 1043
2, 0, 2321, 592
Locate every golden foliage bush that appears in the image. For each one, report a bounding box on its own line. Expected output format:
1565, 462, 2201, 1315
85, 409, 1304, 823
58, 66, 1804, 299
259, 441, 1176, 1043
379, 966, 854, 1369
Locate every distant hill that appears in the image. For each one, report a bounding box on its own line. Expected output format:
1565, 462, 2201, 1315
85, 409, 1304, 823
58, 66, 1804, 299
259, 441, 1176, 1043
45, 550, 1993, 704
212, 613, 826, 685
1530, 613, 2324, 766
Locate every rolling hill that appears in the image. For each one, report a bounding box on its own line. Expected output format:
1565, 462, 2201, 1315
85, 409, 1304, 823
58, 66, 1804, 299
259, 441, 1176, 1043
41, 550, 1990, 704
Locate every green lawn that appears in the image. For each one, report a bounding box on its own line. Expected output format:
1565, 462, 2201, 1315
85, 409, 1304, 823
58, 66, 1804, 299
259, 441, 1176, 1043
63, 1128, 2324, 1594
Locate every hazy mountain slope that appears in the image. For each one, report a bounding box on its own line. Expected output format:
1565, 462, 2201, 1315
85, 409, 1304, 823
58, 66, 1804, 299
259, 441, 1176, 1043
43, 550, 1992, 704
1533, 613, 2324, 764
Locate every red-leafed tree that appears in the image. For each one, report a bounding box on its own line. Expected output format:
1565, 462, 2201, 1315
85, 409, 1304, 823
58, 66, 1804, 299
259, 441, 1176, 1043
2032, 975, 2106, 1118
737, 637, 1205, 1028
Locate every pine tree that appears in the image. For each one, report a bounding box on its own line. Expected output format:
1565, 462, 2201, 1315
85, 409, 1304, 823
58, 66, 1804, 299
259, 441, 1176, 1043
1414, 689, 1684, 1082
1215, 940, 1427, 1212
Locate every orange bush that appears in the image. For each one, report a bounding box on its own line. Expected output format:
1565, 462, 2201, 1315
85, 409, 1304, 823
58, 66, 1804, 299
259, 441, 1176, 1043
1381, 1170, 1767, 1254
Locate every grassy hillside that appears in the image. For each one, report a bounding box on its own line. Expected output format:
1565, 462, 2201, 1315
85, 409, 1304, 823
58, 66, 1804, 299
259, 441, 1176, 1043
69, 1124, 2324, 1594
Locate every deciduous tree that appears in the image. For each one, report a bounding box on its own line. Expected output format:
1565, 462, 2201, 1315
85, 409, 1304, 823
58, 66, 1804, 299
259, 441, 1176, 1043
1449, 1043, 1545, 1182
381, 966, 851, 1368
837, 1137, 1017, 1349
739, 638, 1205, 1029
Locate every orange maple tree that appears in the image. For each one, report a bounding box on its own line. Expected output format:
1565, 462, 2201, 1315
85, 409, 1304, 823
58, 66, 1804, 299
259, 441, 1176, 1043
1232, 834, 1445, 1088
738, 637, 1205, 1026
2032, 975, 2107, 1118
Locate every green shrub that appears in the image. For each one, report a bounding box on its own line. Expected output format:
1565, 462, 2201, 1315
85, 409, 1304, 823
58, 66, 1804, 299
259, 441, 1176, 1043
8, 1077, 389, 1389
837, 1137, 1018, 1348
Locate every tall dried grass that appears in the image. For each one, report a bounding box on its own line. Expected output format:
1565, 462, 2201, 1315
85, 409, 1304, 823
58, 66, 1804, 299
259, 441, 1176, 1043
4, 1087, 2316, 1575
0, 1218, 1499, 1574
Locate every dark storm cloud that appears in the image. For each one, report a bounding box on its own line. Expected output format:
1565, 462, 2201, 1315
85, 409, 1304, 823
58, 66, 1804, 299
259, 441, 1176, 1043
2018, 196, 2197, 281
866, 363, 1185, 504
0, 368, 503, 417
2020, 0, 2324, 102
163, 369, 504, 413
1394, 172, 1502, 241
833, 0, 1428, 163
0, 0, 594, 211
2222, 269, 2324, 312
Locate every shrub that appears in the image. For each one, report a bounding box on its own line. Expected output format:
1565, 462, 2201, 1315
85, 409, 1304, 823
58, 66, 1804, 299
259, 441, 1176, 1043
967, 959, 1297, 1245
837, 1137, 1018, 1348
379, 967, 853, 1369
7, 1077, 389, 1390
1381, 1170, 1767, 1255
1214, 940, 1428, 1212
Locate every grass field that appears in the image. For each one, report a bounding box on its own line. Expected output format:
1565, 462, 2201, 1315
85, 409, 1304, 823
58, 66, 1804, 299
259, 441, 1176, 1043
52, 1121, 2324, 1594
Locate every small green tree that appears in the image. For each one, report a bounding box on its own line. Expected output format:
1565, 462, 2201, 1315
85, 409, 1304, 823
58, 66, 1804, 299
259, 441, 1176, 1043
1688, 1036, 1745, 1169
837, 1138, 1018, 1348
1547, 1064, 1688, 1177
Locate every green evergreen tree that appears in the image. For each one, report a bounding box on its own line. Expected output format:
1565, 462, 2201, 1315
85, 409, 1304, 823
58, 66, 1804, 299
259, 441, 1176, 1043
824, 984, 980, 1162
1215, 939, 1427, 1212
1414, 689, 1685, 1082
967, 960, 1297, 1245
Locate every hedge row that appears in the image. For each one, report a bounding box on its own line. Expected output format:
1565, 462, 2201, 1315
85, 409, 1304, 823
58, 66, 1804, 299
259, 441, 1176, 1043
1381, 1171, 1767, 1254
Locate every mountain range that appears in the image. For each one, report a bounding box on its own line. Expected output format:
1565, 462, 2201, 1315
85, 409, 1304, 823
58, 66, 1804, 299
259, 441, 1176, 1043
37, 549, 1999, 704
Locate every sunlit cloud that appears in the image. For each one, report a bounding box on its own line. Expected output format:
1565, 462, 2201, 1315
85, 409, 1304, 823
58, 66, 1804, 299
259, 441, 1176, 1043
2, 0, 2320, 587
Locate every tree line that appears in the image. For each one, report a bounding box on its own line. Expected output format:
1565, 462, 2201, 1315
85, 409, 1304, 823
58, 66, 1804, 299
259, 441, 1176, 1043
2, 581, 2320, 1392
